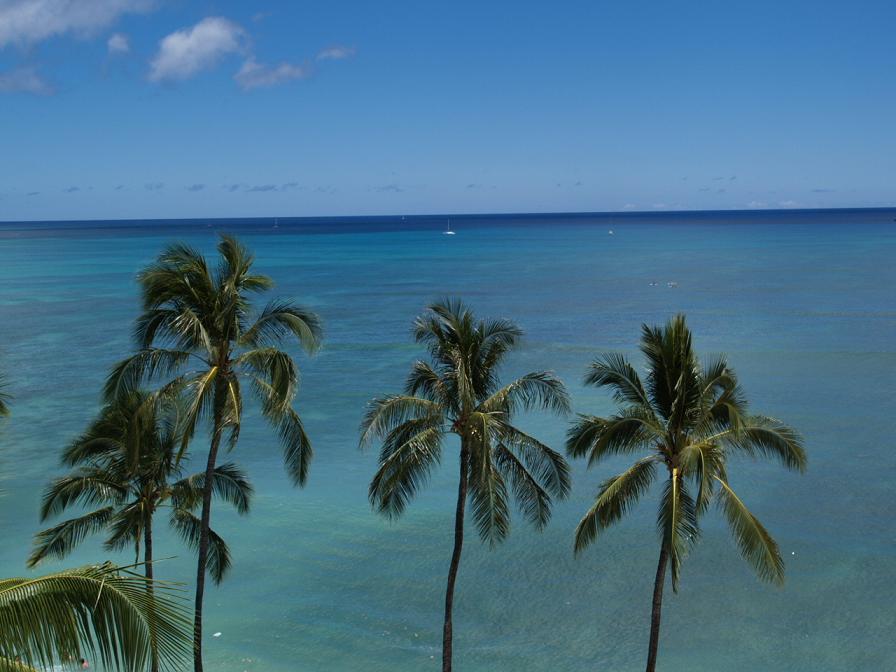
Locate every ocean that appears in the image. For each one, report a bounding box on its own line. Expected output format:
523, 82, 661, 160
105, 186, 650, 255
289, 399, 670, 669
1, 209, 894, 671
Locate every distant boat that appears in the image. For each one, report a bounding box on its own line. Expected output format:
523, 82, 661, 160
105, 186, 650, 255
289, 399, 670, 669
608, 229, 614, 235
443, 217, 455, 235
273, 218, 279, 229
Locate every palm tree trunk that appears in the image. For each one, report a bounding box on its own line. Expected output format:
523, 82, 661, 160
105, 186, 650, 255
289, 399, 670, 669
144, 519, 159, 672
645, 547, 669, 672
442, 447, 469, 672
193, 394, 225, 672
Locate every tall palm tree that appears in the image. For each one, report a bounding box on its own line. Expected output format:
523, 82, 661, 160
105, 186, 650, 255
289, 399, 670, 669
361, 299, 571, 672
104, 235, 322, 672
0, 562, 190, 672
567, 314, 807, 672
28, 390, 252, 672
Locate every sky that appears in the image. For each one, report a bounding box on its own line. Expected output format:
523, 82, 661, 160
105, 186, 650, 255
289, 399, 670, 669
1, 0, 895, 221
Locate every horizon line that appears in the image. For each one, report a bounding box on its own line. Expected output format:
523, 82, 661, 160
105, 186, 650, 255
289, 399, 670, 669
2, 205, 895, 226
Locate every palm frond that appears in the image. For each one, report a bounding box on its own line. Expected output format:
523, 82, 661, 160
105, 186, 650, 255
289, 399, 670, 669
28, 508, 117, 567
169, 511, 232, 585
584, 352, 653, 409
478, 371, 571, 416
104, 350, 194, 401
493, 444, 552, 529
495, 424, 570, 499
657, 474, 699, 592
0, 563, 190, 671
714, 476, 785, 584
171, 463, 253, 514
273, 407, 313, 486
239, 300, 322, 353
369, 418, 443, 517
39, 472, 127, 521
467, 445, 510, 546
574, 456, 659, 553
359, 394, 443, 447
725, 416, 807, 472
566, 408, 663, 464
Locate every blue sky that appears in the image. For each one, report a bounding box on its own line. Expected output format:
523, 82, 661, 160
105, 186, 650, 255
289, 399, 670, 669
1, 0, 894, 221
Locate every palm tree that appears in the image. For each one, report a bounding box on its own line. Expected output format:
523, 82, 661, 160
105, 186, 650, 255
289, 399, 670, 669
104, 235, 322, 672
0, 562, 190, 672
567, 314, 807, 672
361, 299, 571, 672
28, 390, 252, 672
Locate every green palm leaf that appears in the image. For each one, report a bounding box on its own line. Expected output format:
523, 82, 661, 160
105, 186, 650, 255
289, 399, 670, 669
574, 456, 659, 553
0, 563, 189, 672
714, 476, 785, 584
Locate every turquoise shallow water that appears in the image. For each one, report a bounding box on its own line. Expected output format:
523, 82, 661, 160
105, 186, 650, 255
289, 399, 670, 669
1, 210, 895, 671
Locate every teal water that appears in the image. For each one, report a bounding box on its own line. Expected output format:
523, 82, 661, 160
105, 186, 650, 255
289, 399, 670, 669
1, 210, 894, 671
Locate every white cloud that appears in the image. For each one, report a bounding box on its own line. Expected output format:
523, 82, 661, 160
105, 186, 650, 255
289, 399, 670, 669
316, 45, 355, 61
0, 65, 51, 94
234, 57, 306, 90
149, 16, 245, 82
0, 0, 151, 48
107, 31, 128, 53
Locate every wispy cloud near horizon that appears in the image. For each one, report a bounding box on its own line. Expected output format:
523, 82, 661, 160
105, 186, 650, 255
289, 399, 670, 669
234, 57, 307, 90
316, 45, 355, 61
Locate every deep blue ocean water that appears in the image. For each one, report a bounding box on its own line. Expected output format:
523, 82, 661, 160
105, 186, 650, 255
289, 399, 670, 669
1, 209, 894, 671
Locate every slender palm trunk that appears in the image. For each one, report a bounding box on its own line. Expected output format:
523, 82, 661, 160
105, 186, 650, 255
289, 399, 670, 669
144, 518, 159, 672
645, 547, 669, 672
193, 388, 225, 672
442, 447, 469, 672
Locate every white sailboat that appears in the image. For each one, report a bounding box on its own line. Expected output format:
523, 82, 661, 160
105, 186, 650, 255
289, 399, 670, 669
443, 217, 455, 235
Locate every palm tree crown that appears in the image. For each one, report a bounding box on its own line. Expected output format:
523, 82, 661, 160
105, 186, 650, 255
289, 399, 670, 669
362, 298, 572, 542
567, 314, 807, 672
104, 235, 322, 482
28, 390, 252, 584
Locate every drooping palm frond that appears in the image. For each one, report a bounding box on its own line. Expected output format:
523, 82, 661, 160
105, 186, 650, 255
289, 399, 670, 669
714, 476, 784, 584
0, 563, 189, 672
168, 511, 232, 585
725, 416, 807, 472
467, 444, 510, 546
574, 455, 660, 553
28, 508, 118, 567
368, 417, 444, 517
657, 475, 700, 592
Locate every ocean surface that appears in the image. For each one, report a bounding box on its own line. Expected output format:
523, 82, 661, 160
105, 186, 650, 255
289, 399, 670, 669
1, 209, 894, 671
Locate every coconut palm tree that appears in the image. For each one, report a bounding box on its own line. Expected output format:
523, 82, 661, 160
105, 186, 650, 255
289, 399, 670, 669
1, 384, 189, 672
28, 390, 252, 672
104, 235, 322, 672
0, 562, 190, 672
361, 299, 571, 672
567, 314, 807, 672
